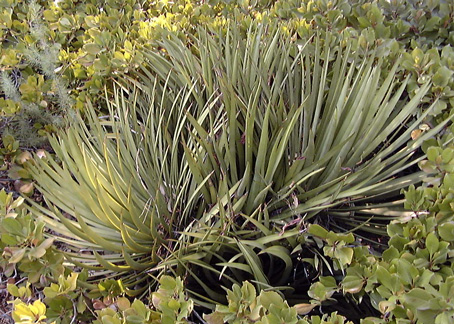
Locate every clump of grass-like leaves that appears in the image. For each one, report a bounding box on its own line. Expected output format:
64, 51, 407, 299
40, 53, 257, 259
28, 23, 451, 303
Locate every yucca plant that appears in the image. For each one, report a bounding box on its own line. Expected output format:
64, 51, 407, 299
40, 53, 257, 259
27, 80, 205, 295
135, 25, 451, 298
28, 23, 451, 304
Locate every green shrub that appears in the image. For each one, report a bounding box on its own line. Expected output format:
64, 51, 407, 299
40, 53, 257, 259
141, 23, 451, 301
8, 274, 354, 324
2, 0, 454, 149
204, 281, 353, 324
0, 0, 273, 116
3, 1, 454, 323
335, 212, 454, 323
1, 0, 67, 147
9, 275, 193, 324
0, 189, 64, 283
26, 22, 450, 307
27, 68, 204, 295
306, 128, 454, 323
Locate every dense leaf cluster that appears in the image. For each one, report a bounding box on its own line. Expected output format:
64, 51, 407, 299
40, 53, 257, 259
1, 0, 454, 144
2, 0, 454, 324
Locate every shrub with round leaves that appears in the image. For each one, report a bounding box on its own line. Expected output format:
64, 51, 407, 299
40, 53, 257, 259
2, 0, 454, 148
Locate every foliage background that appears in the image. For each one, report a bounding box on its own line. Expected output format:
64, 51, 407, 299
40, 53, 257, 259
2, 0, 454, 324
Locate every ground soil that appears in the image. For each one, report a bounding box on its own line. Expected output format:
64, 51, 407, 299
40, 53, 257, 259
0, 285, 12, 324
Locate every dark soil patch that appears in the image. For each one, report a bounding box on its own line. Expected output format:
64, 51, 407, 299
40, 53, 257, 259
0, 285, 13, 324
